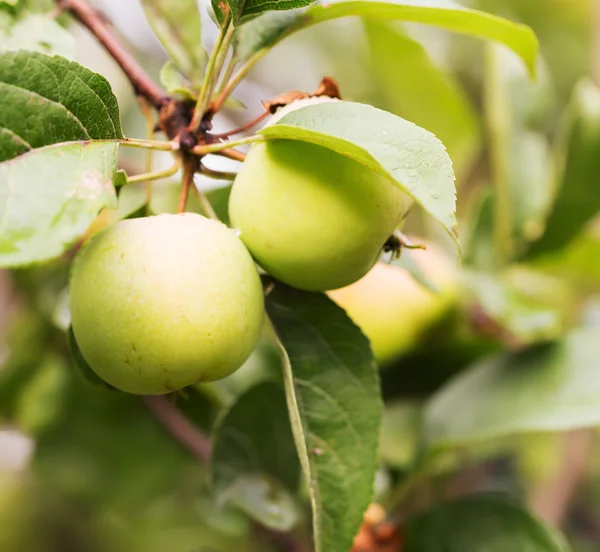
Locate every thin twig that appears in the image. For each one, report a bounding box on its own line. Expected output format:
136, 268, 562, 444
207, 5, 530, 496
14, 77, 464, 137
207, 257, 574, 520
212, 110, 270, 139
120, 137, 176, 151
178, 157, 197, 213
57, 0, 166, 108
144, 396, 211, 460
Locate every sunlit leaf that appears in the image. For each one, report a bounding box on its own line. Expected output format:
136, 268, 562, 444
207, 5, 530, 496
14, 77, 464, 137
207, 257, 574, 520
261, 100, 458, 246
266, 283, 381, 552
0, 50, 122, 162
0, 141, 119, 267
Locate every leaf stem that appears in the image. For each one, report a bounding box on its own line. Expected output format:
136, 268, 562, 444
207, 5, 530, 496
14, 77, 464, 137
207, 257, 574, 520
199, 164, 237, 181
126, 161, 181, 184
191, 135, 263, 156
211, 51, 265, 114
190, 16, 234, 130
193, 187, 219, 220
214, 148, 247, 163
119, 137, 177, 151
56, 0, 166, 109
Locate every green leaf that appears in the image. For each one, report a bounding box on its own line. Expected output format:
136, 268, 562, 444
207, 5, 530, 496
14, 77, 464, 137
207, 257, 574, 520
214, 0, 314, 26
404, 494, 570, 552
526, 79, 600, 259
260, 100, 458, 245
0, 141, 119, 267
0, 13, 76, 59
140, 0, 207, 84
159, 59, 197, 100
234, 0, 538, 75
266, 283, 381, 552
364, 20, 481, 178
210, 382, 300, 530
424, 327, 600, 450
0, 50, 123, 162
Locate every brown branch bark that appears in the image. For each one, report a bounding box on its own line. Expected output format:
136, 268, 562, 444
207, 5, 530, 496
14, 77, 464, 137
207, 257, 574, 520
57, 0, 167, 109
144, 396, 212, 460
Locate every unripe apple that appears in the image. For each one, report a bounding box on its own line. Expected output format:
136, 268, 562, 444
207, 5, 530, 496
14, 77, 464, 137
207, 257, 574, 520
70, 213, 264, 394
228, 101, 409, 291
328, 242, 458, 364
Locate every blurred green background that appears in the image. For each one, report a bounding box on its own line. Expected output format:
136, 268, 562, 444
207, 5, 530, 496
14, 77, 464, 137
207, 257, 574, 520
3, 0, 600, 550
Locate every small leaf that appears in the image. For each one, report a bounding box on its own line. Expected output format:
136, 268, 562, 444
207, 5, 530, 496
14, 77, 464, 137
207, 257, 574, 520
141, 0, 207, 84
404, 494, 570, 552
364, 20, 481, 178
526, 79, 600, 258
214, 0, 314, 26
0, 50, 123, 162
0, 13, 76, 59
260, 100, 458, 245
234, 1, 538, 76
210, 382, 300, 530
266, 283, 381, 552
159, 59, 197, 100
424, 327, 600, 450
0, 141, 119, 267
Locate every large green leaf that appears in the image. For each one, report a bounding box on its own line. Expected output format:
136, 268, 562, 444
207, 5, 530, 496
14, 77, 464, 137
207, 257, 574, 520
0, 50, 123, 162
424, 327, 600, 450
235, 0, 538, 76
210, 381, 300, 530
140, 0, 207, 84
266, 282, 381, 552
526, 79, 600, 259
0, 13, 76, 59
364, 20, 480, 178
0, 141, 119, 267
404, 494, 569, 552
260, 100, 458, 244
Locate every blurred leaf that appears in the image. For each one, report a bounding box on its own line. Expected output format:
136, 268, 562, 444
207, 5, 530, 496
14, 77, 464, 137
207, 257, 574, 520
526, 79, 600, 258
159, 59, 197, 100
234, 1, 538, 75
466, 271, 563, 344
424, 327, 600, 450
0, 141, 119, 267
364, 21, 480, 178
0, 50, 123, 162
390, 248, 438, 293
141, 0, 207, 84
380, 401, 420, 468
260, 100, 458, 247
266, 283, 381, 552
485, 44, 553, 259
0, 13, 76, 58
210, 382, 300, 530
14, 354, 68, 435
404, 494, 570, 551
464, 187, 495, 270
212, 0, 314, 26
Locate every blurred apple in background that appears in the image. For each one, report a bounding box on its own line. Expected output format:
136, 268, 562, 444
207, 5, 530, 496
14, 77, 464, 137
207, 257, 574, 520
328, 239, 459, 365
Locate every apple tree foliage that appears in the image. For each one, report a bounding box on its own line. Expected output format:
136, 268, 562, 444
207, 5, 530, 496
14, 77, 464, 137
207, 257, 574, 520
2, 0, 599, 551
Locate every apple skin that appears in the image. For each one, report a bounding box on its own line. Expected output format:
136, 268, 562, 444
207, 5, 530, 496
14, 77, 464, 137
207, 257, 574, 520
228, 139, 408, 291
328, 243, 458, 364
70, 213, 264, 394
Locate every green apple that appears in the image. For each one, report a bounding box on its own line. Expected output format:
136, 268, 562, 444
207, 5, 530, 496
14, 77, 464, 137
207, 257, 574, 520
328, 242, 458, 364
70, 213, 264, 394
228, 137, 408, 292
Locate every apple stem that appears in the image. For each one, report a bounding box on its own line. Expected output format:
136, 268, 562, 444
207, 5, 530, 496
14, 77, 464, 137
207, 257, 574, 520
178, 158, 197, 214
212, 111, 270, 139
191, 135, 263, 156
125, 161, 181, 185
